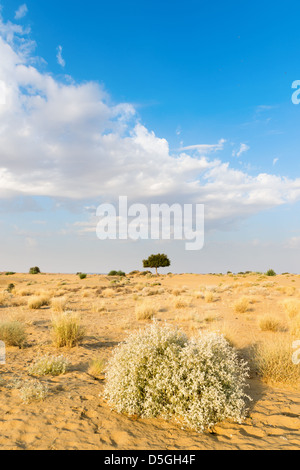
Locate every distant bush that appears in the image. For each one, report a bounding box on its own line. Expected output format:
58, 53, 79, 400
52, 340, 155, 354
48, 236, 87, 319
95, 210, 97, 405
104, 323, 250, 432
266, 269, 276, 277
78, 273, 87, 279
29, 267, 41, 275
7, 283, 15, 293
108, 270, 126, 277
5, 272, 16, 276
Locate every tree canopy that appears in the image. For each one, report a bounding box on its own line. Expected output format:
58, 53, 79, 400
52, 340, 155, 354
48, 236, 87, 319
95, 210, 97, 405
143, 254, 170, 275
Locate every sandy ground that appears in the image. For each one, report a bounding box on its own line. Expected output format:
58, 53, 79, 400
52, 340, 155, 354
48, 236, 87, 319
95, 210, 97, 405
0, 271, 299, 450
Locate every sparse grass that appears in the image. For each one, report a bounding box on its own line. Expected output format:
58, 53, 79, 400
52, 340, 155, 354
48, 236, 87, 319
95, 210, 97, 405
88, 358, 105, 378
204, 291, 217, 303
0, 321, 26, 347
52, 312, 85, 348
282, 299, 300, 319
234, 296, 250, 313
252, 337, 300, 386
135, 302, 157, 320
51, 297, 68, 313
101, 288, 115, 298
259, 316, 283, 332
174, 297, 190, 309
28, 354, 70, 376
28, 295, 50, 310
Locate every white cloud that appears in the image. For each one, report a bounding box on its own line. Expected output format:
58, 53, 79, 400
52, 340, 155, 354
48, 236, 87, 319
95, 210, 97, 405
180, 139, 226, 154
232, 143, 250, 158
14, 4, 28, 20
56, 45, 65, 68
0, 14, 300, 233
273, 157, 279, 165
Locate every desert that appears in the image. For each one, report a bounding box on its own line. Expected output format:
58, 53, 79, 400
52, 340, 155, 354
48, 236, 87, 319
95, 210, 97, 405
0, 270, 299, 450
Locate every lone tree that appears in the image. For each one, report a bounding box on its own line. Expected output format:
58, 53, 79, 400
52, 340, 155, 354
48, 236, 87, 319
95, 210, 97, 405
143, 253, 170, 276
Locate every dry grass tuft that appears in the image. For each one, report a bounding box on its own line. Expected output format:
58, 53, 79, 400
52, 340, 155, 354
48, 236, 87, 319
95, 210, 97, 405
252, 337, 300, 386
28, 295, 50, 310
234, 296, 250, 313
52, 312, 85, 348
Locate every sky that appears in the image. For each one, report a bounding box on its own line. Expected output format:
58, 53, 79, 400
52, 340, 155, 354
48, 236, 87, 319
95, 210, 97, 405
0, 0, 300, 274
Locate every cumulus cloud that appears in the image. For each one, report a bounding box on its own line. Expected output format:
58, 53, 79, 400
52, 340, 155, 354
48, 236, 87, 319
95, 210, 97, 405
0, 13, 300, 232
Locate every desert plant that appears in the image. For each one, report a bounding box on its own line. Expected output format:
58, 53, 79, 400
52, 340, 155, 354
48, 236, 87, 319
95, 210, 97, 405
18, 379, 49, 403
29, 266, 41, 275
78, 273, 87, 279
28, 354, 70, 376
0, 321, 26, 348
7, 283, 15, 293
104, 323, 250, 432
282, 299, 300, 319
28, 295, 50, 310
88, 358, 105, 378
266, 269, 276, 277
52, 312, 85, 348
51, 297, 68, 313
252, 337, 300, 386
108, 270, 126, 277
143, 254, 170, 276
259, 316, 282, 332
135, 302, 157, 320
234, 296, 250, 313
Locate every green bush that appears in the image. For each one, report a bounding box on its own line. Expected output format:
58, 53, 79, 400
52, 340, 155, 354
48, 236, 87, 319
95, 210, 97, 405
78, 273, 87, 279
104, 323, 250, 432
266, 269, 276, 277
29, 266, 41, 275
108, 270, 126, 277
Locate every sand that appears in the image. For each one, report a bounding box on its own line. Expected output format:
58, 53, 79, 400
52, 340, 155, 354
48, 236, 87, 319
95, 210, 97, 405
0, 271, 299, 450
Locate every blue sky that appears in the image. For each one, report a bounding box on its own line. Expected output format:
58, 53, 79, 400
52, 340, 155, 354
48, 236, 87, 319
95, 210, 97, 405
0, 0, 300, 273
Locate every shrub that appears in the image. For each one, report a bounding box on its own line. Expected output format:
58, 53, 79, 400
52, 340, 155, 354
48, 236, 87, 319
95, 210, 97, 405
51, 297, 68, 313
266, 269, 276, 277
135, 302, 157, 320
52, 312, 85, 348
252, 337, 300, 386
0, 321, 26, 347
5, 272, 16, 276
7, 283, 15, 293
108, 270, 126, 277
28, 295, 50, 310
234, 296, 250, 313
204, 291, 216, 303
259, 316, 282, 332
29, 267, 41, 275
282, 299, 300, 319
88, 358, 105, 378
78, 273, 87, 279
18, 379, 49, 404
104, 323, 250, 432
28, 354, 70, 376
174, 297, 190, 309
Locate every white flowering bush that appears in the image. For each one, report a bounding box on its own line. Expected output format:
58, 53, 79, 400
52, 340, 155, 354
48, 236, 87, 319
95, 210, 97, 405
104, 323, 250, 432
28, 354, 70, 376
